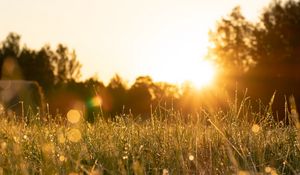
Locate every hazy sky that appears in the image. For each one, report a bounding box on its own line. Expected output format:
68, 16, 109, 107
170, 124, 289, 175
0, 0, 271, 85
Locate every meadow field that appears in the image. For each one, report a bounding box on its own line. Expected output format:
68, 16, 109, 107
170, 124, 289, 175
0, 96, 299, 175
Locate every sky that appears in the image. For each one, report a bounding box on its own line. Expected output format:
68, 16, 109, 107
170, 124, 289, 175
0, 0, 272, 85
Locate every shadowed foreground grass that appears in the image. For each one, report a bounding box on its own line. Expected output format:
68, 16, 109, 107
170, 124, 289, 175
0, 98, 300, 174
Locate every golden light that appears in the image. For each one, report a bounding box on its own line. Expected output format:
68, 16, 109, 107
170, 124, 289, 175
59, 155, 66, 162
67, 109, 81, 124
187, 59, 216, 88
88, 96, 102, 107
152, 59, 216, 89
251, 124, 261, 133
66, 128, 82, 142
57, 133, 66, 144
42, 143, 55, 155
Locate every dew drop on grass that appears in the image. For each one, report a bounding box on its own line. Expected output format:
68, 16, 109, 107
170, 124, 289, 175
188, 154, 194, 161
265, 166, 272, 173
67, 109, 81, 124
251, 124, 261, 133
59, 155, 66, 162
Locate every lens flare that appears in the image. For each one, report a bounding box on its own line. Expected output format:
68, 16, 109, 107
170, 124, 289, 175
87, 96, 102, 107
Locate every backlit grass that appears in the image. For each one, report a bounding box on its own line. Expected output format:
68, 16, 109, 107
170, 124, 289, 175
0, 97, 299, 174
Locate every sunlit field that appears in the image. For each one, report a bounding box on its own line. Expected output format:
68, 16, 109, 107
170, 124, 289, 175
0, 97, 299, 175
1, 0, 300, 174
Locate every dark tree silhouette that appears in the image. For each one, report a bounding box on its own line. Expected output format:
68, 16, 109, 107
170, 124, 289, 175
18, 46, 55, 91
0, 33, 82, 92
106, 74, 127, 114
0, 33, 22, 79
0, 33, 21, 58
0, 33, 85, 120
249, 0, 300, 115
208, 7, 256, 76
208, 0, 300, 116
52, 44, 81, 84
152, 82, 180, 107
127, 76, 155, 116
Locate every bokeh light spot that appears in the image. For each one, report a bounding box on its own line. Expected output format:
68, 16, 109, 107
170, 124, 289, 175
57, 133, 66, 144
66, 128, 82, 142
265, 166, 272, 173
42, 143, 55, 155
162, 169, 169, 175
67, 109, 81, 124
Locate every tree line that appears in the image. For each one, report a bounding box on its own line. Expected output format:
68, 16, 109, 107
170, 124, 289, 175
208, 0, 300, 118
0, 0, 300, 121
0, 33, 220, 121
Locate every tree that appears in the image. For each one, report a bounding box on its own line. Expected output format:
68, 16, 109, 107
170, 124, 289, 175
252, 0, 300, 81
0, 32, 21, 58
52, 44, 81, 83
0, 33, 82, 88
251, 0, 300, 114
106, 74, 127, 114
18, 46, 55, 91
208, 7, 256, 76
127, 76, 155, 116
208, 0, 300, 115
0, 33, 22, 79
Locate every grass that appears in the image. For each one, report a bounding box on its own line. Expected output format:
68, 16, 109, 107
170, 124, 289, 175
0, 96, 300, 174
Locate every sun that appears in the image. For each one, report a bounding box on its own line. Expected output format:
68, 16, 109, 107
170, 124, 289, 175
152, 58, 216, 89
186, 59, 216, 88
